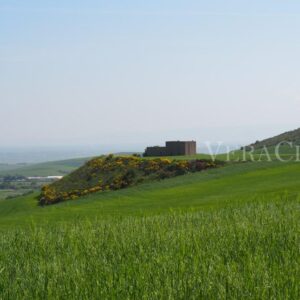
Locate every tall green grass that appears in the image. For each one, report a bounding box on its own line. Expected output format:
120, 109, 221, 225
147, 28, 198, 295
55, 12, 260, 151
0, 196, 298, 299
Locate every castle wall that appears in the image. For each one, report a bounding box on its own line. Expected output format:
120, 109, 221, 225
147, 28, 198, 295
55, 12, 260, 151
144, 141, 196, 157
144, 146, 167, 157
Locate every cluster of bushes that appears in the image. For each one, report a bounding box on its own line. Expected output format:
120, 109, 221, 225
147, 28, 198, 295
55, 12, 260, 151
39, 155, 221, 205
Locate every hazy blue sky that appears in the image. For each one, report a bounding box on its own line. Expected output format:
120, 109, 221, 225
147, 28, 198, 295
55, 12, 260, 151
1, 0, 300, 150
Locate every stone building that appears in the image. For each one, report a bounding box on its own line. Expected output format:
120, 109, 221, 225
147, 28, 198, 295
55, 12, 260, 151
144, 141, 196, 157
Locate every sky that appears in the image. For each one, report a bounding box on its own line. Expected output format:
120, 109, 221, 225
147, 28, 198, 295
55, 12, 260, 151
1, 0, 300, 152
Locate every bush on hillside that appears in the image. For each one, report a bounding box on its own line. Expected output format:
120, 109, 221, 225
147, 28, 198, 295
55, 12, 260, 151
39, 156, 222, 205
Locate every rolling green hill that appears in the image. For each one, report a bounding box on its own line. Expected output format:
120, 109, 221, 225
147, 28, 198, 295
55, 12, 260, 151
245, 127, 300, 150
0, 160, 298, 227
39, 155, 221, 205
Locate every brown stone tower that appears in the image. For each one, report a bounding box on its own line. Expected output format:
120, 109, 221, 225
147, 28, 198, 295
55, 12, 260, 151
165, 141, 196, 156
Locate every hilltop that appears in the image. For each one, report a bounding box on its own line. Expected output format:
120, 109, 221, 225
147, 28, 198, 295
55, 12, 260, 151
39, 155, 221, 205
244, 127, 300, 150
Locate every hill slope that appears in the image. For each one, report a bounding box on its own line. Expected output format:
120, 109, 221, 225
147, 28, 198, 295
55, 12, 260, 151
39, 155, 220, 205
0, 160, 299, 227
245, 127, 300, 150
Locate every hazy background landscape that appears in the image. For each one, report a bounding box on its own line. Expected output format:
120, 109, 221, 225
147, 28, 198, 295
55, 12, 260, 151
0, 123, 297, 164
0, 143, 234, 164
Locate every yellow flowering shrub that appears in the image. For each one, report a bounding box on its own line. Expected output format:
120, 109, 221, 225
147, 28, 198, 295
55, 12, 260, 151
39, 155, 222, 205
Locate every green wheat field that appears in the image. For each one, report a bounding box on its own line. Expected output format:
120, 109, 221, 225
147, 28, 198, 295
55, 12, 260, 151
0, 159, 299, 299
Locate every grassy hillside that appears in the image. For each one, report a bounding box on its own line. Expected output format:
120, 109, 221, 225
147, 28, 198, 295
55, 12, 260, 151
0, 189, 31, 201
39, 155, 221, 205
0, 154, 217, 201
0, 160, 299, 298
245, 127, 300, 149
0, 160, 299, 227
